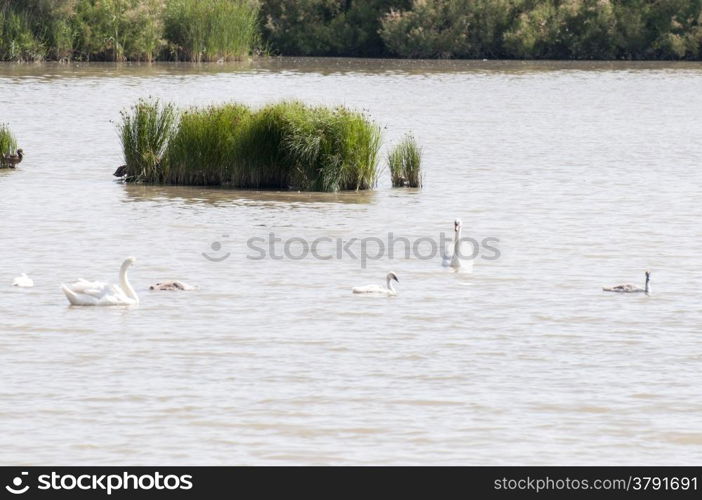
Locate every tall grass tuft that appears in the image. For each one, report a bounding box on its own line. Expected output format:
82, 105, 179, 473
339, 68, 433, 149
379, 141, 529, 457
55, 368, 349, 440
118, 99, 177, 182
273, 102, 382, 191
0, 123, 18, 155
123, 100, 382, 191
388, 133, 422, 188
165, 103, 252, 186
165, 0, 260, 62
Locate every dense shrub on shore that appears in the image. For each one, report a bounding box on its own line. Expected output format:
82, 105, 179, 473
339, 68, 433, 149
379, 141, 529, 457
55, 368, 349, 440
119, 100, 382, 191
380, 0, 517, 58
0, 0, 259, 62
381, 0, 702, 60
260, 0, 411, 57
0, 7, 44, 61
4, 0, 702, 60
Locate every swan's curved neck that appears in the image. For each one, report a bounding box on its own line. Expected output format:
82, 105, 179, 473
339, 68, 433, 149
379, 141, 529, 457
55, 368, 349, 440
644, 276, 650, 294
119, 261, 138, 303
386, 276, 396, 292
451, 226, 462, 266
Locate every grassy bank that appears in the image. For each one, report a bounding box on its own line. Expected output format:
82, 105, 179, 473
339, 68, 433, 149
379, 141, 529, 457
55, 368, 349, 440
119, 100, 382, 191
0, 0, 259, 62
265, 0, 702, 60
4, 0, 702, 60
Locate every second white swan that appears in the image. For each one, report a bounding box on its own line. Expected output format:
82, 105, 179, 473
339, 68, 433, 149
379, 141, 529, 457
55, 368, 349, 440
61, 257, 139, 306
442, 218, 474, 272
352, 272, 399, 296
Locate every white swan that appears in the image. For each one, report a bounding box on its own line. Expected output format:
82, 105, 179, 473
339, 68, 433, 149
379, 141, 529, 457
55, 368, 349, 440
352, 272, 399, 296
12, 273, 34, 287
442, 218, 474, 272
61, 257, 139, 306
603, 271, 650, 295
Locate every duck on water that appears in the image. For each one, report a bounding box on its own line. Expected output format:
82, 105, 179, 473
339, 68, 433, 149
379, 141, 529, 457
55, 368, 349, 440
1, 149, 23, 168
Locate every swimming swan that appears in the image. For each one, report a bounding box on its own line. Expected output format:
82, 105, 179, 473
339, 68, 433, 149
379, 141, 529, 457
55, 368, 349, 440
61, 257, 139, 306
149, 280, 197, 291
12, 273, 33, 287
442, 218, 473, 272
352, 272, 399, 296
603, 271, 650, 295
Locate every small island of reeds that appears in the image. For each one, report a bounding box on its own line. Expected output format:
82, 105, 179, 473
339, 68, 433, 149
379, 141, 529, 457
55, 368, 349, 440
388, 133, 422, 188
0, 123, 22, 168
118, 99, 382, 192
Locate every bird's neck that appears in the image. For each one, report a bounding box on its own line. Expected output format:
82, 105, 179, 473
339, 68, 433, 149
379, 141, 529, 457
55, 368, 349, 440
119, 262, 138, 303
386, 277, 395, 292
451, 227, 462, 266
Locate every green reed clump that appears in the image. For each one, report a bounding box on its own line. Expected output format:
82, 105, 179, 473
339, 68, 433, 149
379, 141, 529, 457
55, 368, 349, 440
0, 123, 18, 155
165, 103, 252, 185
388, 133, 422, 188
165, 0, 260, 61
136, 100, 381, 191
118, 99, 177, 182
270, 102, 382, 191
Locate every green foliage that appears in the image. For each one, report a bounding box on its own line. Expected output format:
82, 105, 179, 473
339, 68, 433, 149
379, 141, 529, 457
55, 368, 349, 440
72, 0, 165, 61
502, 0, 620, 59
165, 0, 260, 61
119, 99, 178, 182
0, 6, 45, 61
380, 0, 517, 58
388, 133, 422, 188
165, 104, 254, 185
380, 0, 702, 60
4, 0, 702, 60
261, 0, 411, 56
123, 100, 382, 191
0, 123, 18, 156
0, 0, 257, 61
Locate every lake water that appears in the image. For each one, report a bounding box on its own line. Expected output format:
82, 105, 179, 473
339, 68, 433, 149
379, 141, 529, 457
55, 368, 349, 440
1, 59, 701, 465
